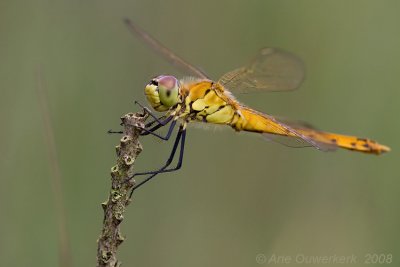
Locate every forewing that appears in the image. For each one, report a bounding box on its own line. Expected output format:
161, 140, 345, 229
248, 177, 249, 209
218, 48, 305, 93
124, 18, 209, 79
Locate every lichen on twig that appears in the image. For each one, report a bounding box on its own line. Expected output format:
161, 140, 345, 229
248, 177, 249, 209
96, 111, 148, 267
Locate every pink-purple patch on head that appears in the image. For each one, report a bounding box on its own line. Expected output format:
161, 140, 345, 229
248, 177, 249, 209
156, 75, 179, 91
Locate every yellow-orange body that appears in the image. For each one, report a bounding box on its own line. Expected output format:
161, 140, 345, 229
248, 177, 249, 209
161, 79, 390, 155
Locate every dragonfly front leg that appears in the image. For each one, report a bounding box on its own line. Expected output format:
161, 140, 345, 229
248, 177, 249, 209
129, 124, 186, 195
107, 115, 173, 136
133, 102, 178, 141
134, 100, 168, 127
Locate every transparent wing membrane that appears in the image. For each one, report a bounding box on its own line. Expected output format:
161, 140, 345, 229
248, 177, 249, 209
271, 116, 320, 131
218, 48, 305, 93
263, 133, 314, 148
124, 18, 209, 79
262, 132, 337, 151
262, 115, 337, 151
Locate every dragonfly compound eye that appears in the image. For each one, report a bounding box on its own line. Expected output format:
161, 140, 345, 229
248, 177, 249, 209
157, 75, 180, 108
145, 75, 180, 112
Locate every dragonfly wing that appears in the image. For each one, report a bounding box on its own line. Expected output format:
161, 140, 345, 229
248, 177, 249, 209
262, 115, 337, 151
262, 132, 336, 151
124, 18, 209, 79
218, 47, 305, 93
271, 116, 320, 131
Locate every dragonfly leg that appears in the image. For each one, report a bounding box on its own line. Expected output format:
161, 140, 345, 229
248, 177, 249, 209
129, 125, 186, 195
108, 116, 175, 142
145, 114, 167, 128
107, 129, 123, 134
133, 125, 184, 177
134, 100, 167, 126
140, 118, 176, 141
107, 113, 172, 136
106, 115, 170, 135
141, 115, 173, 134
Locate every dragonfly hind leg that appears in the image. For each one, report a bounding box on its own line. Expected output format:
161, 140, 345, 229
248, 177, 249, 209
129, 124, 186, 196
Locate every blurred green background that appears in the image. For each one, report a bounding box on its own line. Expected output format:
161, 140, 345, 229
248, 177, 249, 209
0, 0, 399, 266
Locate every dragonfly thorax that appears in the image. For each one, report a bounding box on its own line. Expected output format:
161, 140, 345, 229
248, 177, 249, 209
145, 75, 180, 112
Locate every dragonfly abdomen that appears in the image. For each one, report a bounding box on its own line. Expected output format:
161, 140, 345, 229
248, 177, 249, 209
295, 130, 390, 154
232, 106, 390, 154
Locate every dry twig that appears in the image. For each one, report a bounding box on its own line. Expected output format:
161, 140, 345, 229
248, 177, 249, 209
96, 112, 148, 267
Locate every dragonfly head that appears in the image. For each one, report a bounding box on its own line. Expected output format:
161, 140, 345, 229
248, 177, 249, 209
145, 75, 180, 112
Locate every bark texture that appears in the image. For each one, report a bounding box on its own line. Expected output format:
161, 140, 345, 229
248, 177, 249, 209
96, 112, 147, 267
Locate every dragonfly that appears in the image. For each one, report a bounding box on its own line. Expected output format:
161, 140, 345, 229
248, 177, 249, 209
122, 19, 390, 193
